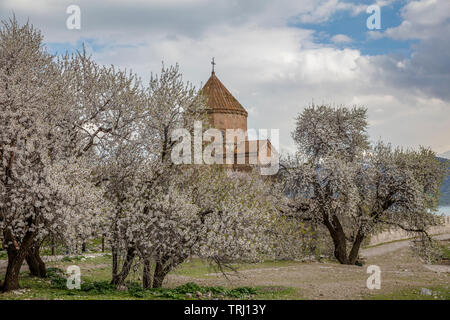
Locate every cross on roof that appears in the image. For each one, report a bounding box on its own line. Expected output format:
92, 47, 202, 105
211, 57, 216, 74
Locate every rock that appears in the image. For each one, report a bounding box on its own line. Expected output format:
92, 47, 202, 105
12, 289, 28, 295
186, 293, 193, 299
196, 291, 203, 298
116, 285, 128, 292
301, 255, 316, 262
420, 288, 432, 296
206, 291, 212, 299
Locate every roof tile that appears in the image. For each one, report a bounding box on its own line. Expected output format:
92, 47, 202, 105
201, 73, 248, 116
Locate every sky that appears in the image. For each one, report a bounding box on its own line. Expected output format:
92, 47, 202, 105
1, 0, 449, 156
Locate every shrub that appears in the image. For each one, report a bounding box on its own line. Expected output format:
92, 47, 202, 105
80, 281, 115, 294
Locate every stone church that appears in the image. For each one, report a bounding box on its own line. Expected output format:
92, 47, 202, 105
200, 61, 276, 174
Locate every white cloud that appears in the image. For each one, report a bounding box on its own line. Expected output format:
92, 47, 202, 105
295, 0, 367, 24
330, 34, 353, 43
0, 0, 322, 43
87, 21, 450, 153
384, 0, 450, 40
0, 0, 449, 154
293, 0, 398, 25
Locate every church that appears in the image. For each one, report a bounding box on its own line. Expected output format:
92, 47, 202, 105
200, 59, 278, 175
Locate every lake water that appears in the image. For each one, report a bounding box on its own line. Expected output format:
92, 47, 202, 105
437, 206, 450, 216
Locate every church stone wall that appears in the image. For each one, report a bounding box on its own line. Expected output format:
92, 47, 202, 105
209, 112, 248, 132
368, 216, 450, 246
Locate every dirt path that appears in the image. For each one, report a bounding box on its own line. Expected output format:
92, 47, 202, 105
162, 234, 450, 300
361, 234, 450, 258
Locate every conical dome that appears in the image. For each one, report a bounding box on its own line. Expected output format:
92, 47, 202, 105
201, 72, 248, 117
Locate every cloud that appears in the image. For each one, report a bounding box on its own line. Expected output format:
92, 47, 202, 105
0, 0, 449, 154
0, 0, 325, 43
377, 0, 450, 101
87, 21, 450, 153
384, 0, 450, 40
293, 0, 397, 25
294, 0, 367, 24
331, 34, 353, 43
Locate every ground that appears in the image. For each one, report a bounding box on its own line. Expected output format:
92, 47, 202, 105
0, 235, 449, 300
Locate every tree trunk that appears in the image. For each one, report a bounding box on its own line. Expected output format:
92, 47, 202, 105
101, 236, 105, 253
348, 232, 365, 265
81, 242, 86, 253
2, 255, 24, 291
112, 245, 118, 280
51, 236, 55, 256
110, 247, 136, 287
142, 258, 152, 289
152, 261, 170, 288
152, 255, 187, 288
111, 219, 119, 279
25, 244, 46, 278
323, 215, 351, 264
1, 229, 36, 292
332, 235, 349, 264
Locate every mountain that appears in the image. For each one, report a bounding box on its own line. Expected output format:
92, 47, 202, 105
437, 157, 450, 206
438, 150, 450, 160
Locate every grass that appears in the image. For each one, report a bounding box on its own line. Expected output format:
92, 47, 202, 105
1, 248, 446, 300
252, 286, 300, 300
368, 286, 450, 300
171, 258, 302, 278
46, 254, 113, 283
0, 254, 301, 300
439, 241, 450, 260
0, 270, 295, 300
39, 238, 107, 257
44, 255, 303, 282
0, 275, 145, 300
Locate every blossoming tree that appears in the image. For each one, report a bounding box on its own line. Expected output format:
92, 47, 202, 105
0, 18, 142, 291
283, 105, 446, 265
